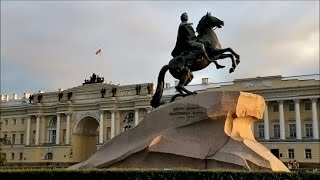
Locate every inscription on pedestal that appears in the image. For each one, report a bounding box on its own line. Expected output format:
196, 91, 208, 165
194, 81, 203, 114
168, 105, 206, 121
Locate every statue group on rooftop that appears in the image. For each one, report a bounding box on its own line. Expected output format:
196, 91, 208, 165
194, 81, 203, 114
83, 73, 104, 85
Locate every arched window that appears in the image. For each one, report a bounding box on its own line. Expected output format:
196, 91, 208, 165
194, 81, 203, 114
123, 112, 135, 131
48, 117, 57, 126
48, 117, 57, 143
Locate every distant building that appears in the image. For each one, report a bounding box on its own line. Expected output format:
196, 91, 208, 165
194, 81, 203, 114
0, 74, 319, 168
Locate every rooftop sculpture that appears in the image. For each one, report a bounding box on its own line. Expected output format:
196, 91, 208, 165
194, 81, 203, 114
83, 73, 104, 85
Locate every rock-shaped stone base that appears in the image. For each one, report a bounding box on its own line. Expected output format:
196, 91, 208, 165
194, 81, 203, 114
69, 91, 289, 171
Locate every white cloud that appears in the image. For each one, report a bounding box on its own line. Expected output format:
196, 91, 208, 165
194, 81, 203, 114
1, 1, 319, 95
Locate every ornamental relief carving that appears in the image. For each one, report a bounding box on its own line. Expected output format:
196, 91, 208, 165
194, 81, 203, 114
74, 111, 99, 122
242, 80, 272, 88
73, 105, 99, 112
262, 91, 298, 99
77, 94, 100, 100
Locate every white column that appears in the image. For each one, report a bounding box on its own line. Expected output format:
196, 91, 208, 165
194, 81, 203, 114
135, 108, 139, 126
294, 99, 302, 139
26, 116, 31, 145
116, 111, 120, 134
56, 113, 61, 144
263, 102, 270, 140
99, 111, 104, 144
311, 98, 319, 139
111, 111, 115, 138
66, 113, 70, 144
278, 100, 285, 140
35, 116, 40, 145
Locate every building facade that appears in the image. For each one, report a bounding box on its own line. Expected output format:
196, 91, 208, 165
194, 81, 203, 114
0, 74, 319, 168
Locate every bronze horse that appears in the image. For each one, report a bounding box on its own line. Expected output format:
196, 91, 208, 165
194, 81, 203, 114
150, 12, 240, 109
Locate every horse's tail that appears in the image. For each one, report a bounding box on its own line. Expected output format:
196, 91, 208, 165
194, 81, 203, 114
150, 65, 169, 108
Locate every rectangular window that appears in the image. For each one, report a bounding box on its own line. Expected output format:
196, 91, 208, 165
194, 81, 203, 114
5, 119, 8, 125
97, 131, 99, 144
12, 134, 16, 144
46, 153, 53, 160
13, 119, 16, 125
289, 124, 296, 138
288, 149, 294, 159
305, 149, 312, 159
305, 124, 313, 138
107, 127, 111, 140
305, 102, 311, 110
273, 124, 280, 138
258, 124, 264, 138
21, 119, 25, 124
273, 104, 279, 112
20, 134, 24, 145
32, 130, 36, 144
19, 153, 23, 160
48, 130, 56, 144
11, 153, 14, 160
62, 129, 66, 144
289, 104, 295, 111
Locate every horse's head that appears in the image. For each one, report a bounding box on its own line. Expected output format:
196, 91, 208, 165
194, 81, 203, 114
196, 12, 224, 33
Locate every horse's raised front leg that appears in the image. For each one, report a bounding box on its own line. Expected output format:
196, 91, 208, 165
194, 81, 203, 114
213, 60, 225, 69
211, 48, 240, 72
216, 53, 236, 73
212, 48, 240, 64
225, 47, 240, 65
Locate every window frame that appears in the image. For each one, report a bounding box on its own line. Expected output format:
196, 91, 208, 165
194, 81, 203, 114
305, 123, 313, 138
45, 153, 53, 160
19, 153, 23, 160
258, 124, 265, 138
288, 103, 295, 111
305, 149, 312, 159
289, 123, 296, 138
48, 130, 56, 144
20, 133, 24, 145
273, 104, 279, 112
273, 124, 280, 138
288, 149, 295, 159
305, 101, 311, 110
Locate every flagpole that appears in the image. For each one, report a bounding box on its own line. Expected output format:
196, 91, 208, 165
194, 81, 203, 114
95, 48, 102, 77
99, 48, 102, 77
97, 49, 99, 76
100, 48, 102, 77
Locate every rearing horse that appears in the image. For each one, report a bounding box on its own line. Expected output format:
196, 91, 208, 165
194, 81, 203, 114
150, 12, 240, 109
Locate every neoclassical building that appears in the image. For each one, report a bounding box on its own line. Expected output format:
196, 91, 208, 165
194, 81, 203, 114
0, 74, 319, 168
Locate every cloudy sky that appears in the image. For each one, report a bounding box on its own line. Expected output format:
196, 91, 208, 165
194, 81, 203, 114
1, 1, 319, 97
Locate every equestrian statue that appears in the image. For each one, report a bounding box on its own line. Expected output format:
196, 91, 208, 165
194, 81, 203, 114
150, 12, 240, 109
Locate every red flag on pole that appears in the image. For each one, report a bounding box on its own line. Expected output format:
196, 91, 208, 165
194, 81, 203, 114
95, 48, 102, 56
